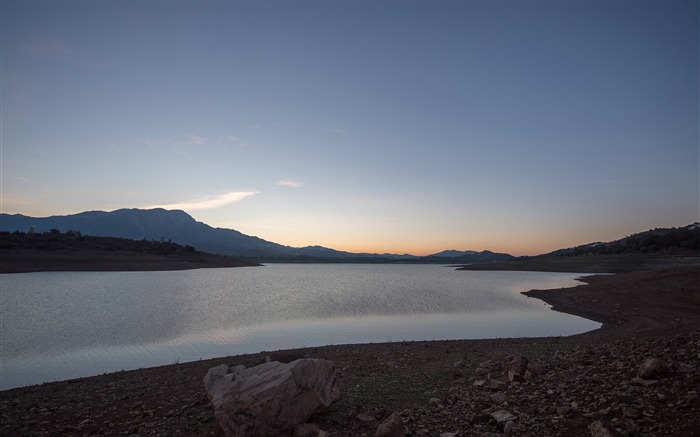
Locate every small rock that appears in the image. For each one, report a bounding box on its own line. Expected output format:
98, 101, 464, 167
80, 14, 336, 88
294, 423, 328, 437
631, 377, 658, 387
490, 392, 508, 405
490, 379, 507, 391
622, 407, 641, 419
510, 356, 528, 375
504, 420, 516, 437
375, 413, 406, 437
490, 409, 517, 425
589, 420, 619, 437
508, 370, 524, 382
637, 358, 666, 379
556, 406, 571, 416
355, 413, 378, 427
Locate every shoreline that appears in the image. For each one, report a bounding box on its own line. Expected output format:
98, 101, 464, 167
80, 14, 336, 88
1, 263, 699, 436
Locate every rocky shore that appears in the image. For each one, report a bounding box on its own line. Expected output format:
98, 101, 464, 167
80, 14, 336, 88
1, 264, 699, 436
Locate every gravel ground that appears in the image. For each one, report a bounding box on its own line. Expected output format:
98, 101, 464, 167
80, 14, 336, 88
1, 264, 699, 436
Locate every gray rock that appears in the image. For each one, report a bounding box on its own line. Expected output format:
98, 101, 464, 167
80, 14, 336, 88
294, 423, 328, 437
510, 356, 528, 375
203, 359, 340, 437
490, 392, 508, 405
508, 370, 524, 382
355, 413, 379, 428
490, 409, 517, 424
375, 413, 407, 437
490, 379, 507, 391
589, 420, 619, 437
637, 357, 666, 379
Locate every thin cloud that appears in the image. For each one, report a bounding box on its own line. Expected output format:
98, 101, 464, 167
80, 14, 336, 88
20, 40, 73, 55
277, 179, 304, 188
186, 134, 206, 145
149, 191, 258, 211
3, 173, 32, 183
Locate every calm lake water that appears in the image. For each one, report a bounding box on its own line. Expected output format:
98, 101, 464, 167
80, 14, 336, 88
0, 264, 599, 390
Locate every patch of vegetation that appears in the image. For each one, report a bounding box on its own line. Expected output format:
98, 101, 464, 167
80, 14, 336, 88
0, 230, 205, 256
552, 224, 700, 256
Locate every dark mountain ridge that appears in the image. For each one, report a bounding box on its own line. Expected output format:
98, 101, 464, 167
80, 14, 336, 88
547, 223, 700, 256
0, 209, 514, 263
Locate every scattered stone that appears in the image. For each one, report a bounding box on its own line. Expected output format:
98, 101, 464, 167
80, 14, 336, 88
375, 413, 407, 437
294, 423, 328, 437
510, 356, 528, 375
203, 359, 339, 437
622, 407, 641, 419
637, 357, 666, 379
589, 420, 619, 437
427, 397, 442, 407
508, 370, 524, 382
490, 392, 508, 405
556, 406, 571, 416
631, 377, 658, 387
489, 379, 507, 391
490, 409, 517, 425
504, 420, 516, 437
355, 413, 379, 428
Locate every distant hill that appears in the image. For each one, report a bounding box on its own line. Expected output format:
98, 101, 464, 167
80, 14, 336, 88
548, 223, 700, 256
0, 209, 512, 263
0, 230, 259, 273
458, 223, 700, 273
420, 250, 514, 264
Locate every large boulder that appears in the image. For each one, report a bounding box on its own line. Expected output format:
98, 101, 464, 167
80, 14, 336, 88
204, 358, 340, 437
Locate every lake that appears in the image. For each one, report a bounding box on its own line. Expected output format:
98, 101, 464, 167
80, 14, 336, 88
0, 264, 600, 390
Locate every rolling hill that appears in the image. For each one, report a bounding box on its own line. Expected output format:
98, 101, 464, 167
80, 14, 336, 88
0, 208, 514, 263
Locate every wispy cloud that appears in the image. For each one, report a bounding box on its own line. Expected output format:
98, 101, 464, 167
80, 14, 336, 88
185, 134, 207, 145
19, 40, 73, 55
276, 179, 304, 188
149, 191, 258, 211
3, 173, 32, 183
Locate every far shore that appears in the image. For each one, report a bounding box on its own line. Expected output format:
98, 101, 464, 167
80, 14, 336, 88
1, 256, 699, 436
0, 249, 260, 274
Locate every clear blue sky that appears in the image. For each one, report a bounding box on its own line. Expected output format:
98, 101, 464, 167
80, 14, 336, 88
2, 1, 698, 256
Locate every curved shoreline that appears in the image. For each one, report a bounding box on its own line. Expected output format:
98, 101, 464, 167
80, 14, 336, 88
1, 264, 699, 436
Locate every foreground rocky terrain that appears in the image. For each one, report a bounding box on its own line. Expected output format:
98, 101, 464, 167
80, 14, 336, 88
1, 263, 699, 436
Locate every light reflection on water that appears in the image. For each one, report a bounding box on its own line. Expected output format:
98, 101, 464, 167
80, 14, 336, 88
0, 264, 600, 389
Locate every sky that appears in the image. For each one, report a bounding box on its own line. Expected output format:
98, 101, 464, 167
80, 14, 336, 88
1, 1, 698, 256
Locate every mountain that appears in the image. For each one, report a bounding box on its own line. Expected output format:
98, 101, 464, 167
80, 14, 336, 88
0, 208, 513, 263
548, 223, 700, 256
420, 250, 514, 264
1, 209, 287, 258
429, 249, 479, 258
